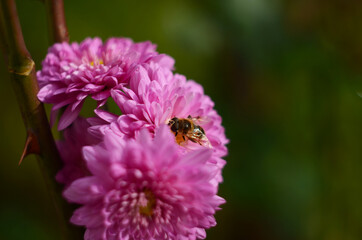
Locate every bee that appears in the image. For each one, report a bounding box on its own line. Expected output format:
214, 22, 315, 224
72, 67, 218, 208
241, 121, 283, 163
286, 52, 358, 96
168, 115, 211, 148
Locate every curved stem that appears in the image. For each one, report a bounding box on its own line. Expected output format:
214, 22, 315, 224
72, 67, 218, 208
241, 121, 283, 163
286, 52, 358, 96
0, 0, 82, 239
45, 0, 69, 43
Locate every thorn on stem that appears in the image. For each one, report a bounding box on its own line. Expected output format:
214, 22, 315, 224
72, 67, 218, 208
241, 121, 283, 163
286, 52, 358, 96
19, 131, 40, 166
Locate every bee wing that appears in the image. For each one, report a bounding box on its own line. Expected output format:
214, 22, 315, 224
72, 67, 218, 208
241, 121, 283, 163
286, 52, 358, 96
198, 134, 212, 148
187, 128, 212, 148
186, 116, 211, 128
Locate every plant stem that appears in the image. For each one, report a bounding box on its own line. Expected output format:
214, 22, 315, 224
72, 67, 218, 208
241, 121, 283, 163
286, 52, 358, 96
44, 0, 69, 43
44, 0, 70, 134
0, 0, 82, 239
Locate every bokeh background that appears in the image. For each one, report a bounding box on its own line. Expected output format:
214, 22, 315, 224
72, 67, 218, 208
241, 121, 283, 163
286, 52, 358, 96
1, 0, 362, 239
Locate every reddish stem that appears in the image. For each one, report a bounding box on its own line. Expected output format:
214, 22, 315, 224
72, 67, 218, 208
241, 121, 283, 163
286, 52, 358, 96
0, 0, 82, 239
45, 0, 69, 43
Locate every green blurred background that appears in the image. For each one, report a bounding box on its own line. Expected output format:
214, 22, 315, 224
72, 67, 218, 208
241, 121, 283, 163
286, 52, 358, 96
1, 0, 362, 239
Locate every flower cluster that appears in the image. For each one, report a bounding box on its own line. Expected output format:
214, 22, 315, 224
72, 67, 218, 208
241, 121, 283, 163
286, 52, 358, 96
38, 37, 228, 240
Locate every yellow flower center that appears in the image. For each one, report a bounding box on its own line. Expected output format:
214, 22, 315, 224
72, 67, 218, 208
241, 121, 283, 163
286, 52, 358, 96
139, 189, 156, 216
90, 59, 104, 66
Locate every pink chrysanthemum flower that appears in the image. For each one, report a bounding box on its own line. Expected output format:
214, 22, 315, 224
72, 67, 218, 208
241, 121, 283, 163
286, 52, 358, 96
90, 62, 228, 158
64, 125, 225, 240
56, 117, 100, 186
37, 37, 174, 130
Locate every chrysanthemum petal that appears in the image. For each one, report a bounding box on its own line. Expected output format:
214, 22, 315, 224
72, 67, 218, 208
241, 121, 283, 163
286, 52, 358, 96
37, 37, 173, 128
64, 177, 105, 204
58, 101, 84, 130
